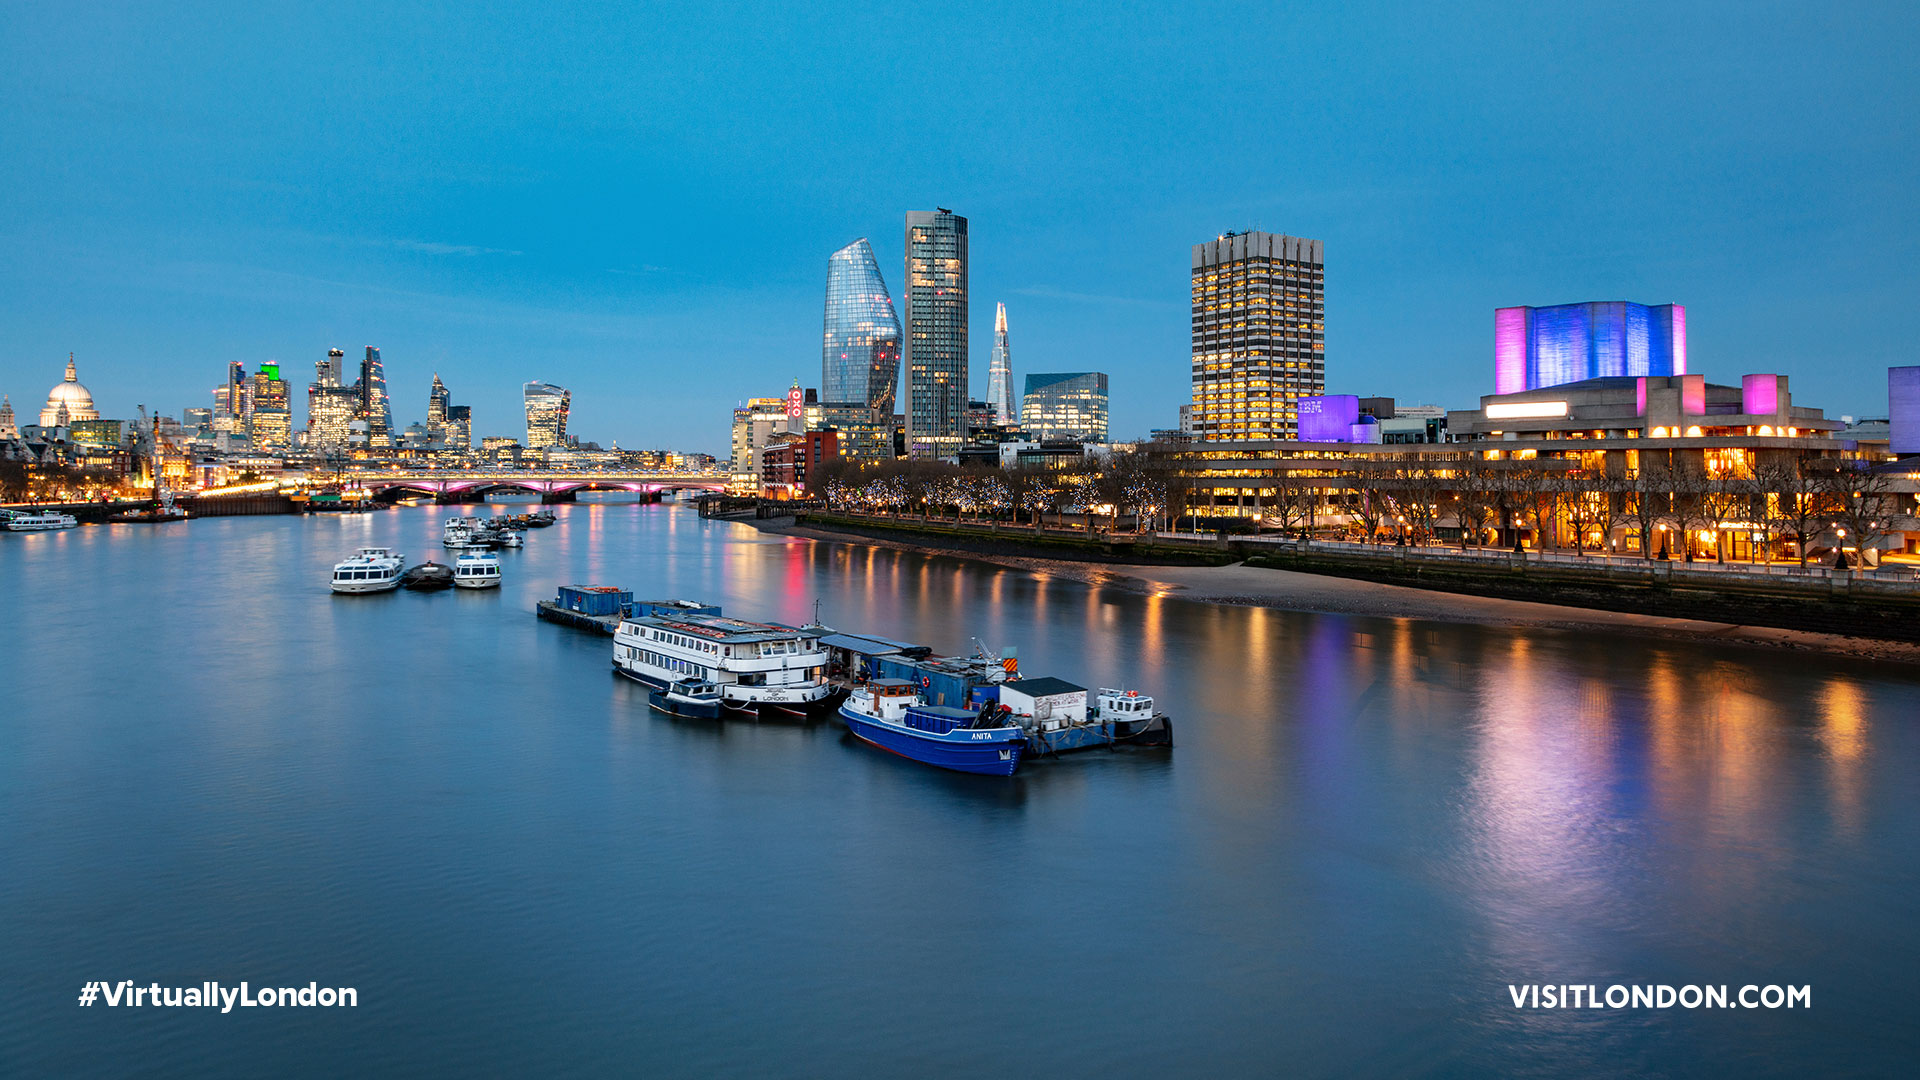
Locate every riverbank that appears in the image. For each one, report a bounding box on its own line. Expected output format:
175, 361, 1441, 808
744, 514, 1920, 665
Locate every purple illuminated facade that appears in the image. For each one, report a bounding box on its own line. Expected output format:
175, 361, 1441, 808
1493, 301, 1686, 394
1298, 395, 1360, 442
1742, 374, 1781, 416
1891, 366, 1920, 455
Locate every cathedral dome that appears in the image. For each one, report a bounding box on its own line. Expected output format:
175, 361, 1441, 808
41, 355, 100, 427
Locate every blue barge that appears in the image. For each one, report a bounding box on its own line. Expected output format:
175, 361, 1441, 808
837, 680, 1026, 776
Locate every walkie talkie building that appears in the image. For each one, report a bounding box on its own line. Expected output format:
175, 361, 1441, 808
821, 238, 903, 414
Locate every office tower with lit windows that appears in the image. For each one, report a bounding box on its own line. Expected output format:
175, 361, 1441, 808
248, 363, 292, 448
1190, 231, 1324, 440
445, 405, 472, 451
904, 208, 968, 458
986, 302, 1014, 425
215, 361, 248, 434
357, 346, 395, 447
1021, 372, 1109, 442
307, 349, 356, 450
524, 381, 571, 449
427, 373, 450, 441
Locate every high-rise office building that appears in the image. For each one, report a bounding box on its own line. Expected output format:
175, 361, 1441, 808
427, 373, 450, 441
248, 363, 292, 448
822, 238, 903, 413
524, 381, 571, 449
357, 347, 394, 448
1494, 301, 1687, 394
1021, 372, 1109, 442
904, 208, 968, 458
1190, 231, 1324, 441
317, 347, 344, 388
985, 302, 1014, 425
445, 404, 472, 451
215, 361, 248, 434
307, 348, 356, 450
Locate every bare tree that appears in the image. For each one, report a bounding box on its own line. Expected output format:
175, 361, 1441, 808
1623, 449, 1674, 559
1452, 454, 1497, 549
1509, 460, 1560, 551
1757, 453, 1827, 567
1555, 469, 1609, 555
1822, 459, 1899, 568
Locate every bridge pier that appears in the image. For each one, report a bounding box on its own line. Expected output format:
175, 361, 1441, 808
541, 489, 577, 504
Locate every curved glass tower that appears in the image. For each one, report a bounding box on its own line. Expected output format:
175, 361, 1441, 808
821, 238, 902, 413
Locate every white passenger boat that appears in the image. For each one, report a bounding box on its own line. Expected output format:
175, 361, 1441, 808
452, 551, 502, 589
442, 515, 481, 547
3, 509, 79, 531
330, 547, 406, 593
612, 608, 841, 716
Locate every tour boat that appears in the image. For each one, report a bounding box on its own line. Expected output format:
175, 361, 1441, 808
442, 516, 481, 547
611, 608, 840, 716
401, 562, 455, 590
3, 509, 79, 532
837, 679, 1027, 776
330, 547, 406, 593
647, 678, 725, 719
452, 551, 502, 589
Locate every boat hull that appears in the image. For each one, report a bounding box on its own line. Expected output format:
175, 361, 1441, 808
331, 577, 401, 594
452, 575, 501, 589
648, 691, 723, 720
838, 706, 1025, 776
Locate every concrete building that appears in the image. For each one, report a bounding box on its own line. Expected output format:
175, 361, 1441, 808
1190, 231, 1324, 440
760, 429, 839, 497
730, 396, 790, 493
1021, 372, 1109, 443
904, 208, 968, 459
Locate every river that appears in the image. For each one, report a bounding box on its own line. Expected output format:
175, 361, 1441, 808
2, 499, 1915, 1076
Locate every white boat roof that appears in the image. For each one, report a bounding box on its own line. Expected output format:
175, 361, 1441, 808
627, 611, 819, 645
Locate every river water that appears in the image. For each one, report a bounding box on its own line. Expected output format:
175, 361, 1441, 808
2, 500, 1915, 1076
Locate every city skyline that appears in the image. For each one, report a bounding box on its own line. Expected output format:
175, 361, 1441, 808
3, 5, 1917, 453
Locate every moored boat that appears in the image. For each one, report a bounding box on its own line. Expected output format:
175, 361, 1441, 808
330, 547, 406, 593
401, 562, 455, 590
453, 551, 502, 589
442, 515, 480, 547
611, 606, 840, 716
648, 678, 724, 719
837, 679, 1026, 776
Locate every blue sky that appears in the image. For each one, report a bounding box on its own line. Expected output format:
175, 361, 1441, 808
2, 2, 1915, 453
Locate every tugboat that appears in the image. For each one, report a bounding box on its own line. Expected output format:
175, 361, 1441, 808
452, 551, 502, 589
837, 679, 1026, 776
330, 547, 406, 593
401, 562, 455, 590
648, 678, 724, 719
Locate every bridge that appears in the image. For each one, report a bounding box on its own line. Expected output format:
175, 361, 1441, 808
348, 470, 731, 503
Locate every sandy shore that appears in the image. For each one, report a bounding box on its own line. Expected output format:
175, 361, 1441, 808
738, 515, 1920, 665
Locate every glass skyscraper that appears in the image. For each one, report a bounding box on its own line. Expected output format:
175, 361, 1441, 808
821, 238, 902, 413
427, 373, 450, 441
1190, 231, 1324, 441
524, 382, 571, 450
904, 208, 968, 459
1021, 372, 1109, 442
986, 302, 1014, 425
358, 346, 395, 448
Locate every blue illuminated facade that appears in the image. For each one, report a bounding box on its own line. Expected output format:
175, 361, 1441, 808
1494, 302, 1686, 393
822, 238, 903, 413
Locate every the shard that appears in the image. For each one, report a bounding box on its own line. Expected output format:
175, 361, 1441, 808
986, 302, 1014, 425
821, 238, 902, 413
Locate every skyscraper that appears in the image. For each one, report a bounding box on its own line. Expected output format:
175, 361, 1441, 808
308, 348, 356, 450
427, 373, 450, 441
904, 208, 968, 459
822, 238, 903, 413
986, 302, 1014, 425
215, 361, 248, 434
524, 381, 571, 449
445, 404, 472, 451
248, 363, 292, 448
358, 346, 394, 448
1020, 372, 1109, 442
1190, 231, 1324, 441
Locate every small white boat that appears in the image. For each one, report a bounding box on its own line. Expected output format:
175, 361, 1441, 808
331, 547, 406, 593
3, 509, 79, 532
496, 531, 523, 548
453, 551, 502, 589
